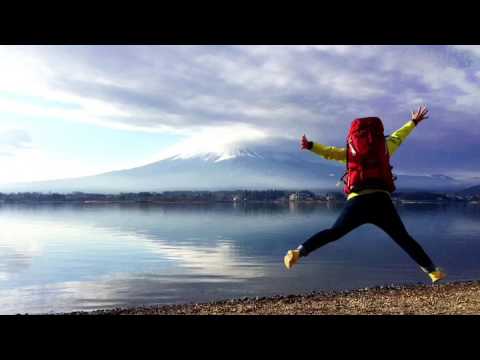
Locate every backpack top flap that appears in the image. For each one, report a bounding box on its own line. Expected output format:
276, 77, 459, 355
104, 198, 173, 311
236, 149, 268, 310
347, 117, 385, 158
348, 117, 384, 137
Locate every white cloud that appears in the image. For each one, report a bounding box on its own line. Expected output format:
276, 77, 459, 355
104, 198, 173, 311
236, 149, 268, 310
0, 129, 32, 156
0, 45, 390, 136
143, 124, 268, 163
2, 45, 478, 136
450, 45, 480, 57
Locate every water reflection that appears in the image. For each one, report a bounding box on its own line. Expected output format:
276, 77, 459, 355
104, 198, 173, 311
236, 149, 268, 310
0, 203, 479, 314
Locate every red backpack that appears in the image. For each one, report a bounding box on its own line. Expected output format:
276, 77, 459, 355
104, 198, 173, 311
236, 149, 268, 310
341, 117, 396, 195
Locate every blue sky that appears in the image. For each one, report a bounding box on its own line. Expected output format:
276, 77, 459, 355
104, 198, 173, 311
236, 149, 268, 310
1, 45, 480, 185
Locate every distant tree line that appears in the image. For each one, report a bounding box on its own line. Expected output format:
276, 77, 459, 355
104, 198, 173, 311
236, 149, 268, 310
0, 190, 322, 204
0, 190, 477, 204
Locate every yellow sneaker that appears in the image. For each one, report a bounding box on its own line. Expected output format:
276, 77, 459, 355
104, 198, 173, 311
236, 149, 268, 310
428, 268, 447, 283
284, 250, 300, 269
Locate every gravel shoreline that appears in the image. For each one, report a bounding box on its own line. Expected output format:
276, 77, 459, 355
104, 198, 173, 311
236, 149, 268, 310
61, 280, 480, 315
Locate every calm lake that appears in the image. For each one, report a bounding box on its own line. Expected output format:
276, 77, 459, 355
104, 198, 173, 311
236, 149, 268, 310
0, 202, 479, 314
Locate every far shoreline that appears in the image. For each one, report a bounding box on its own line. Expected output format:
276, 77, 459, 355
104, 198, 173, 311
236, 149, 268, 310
1, 189, 477, 206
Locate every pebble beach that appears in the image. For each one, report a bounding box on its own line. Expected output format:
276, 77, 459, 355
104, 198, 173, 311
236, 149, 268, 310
63, 280, 480, 315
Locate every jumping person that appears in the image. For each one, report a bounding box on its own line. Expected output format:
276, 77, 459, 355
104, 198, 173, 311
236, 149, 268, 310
284, 105, 446, 283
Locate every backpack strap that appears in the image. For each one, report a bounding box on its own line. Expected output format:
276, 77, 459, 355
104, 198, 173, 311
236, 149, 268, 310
340, 139, 349, 186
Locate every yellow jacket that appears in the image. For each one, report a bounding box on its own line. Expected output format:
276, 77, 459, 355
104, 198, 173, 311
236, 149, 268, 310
310, 120, 417, 200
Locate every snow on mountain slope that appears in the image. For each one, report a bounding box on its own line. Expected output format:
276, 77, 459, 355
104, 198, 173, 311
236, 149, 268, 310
0, 139, 469, 194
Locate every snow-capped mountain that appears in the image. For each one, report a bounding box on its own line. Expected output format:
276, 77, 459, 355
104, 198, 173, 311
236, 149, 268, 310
0, 142, 469, 194
166, 148, 265, 163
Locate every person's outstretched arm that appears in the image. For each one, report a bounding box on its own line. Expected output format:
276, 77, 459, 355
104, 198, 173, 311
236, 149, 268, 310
387, 105, 429, 156
301, 134, 346, 164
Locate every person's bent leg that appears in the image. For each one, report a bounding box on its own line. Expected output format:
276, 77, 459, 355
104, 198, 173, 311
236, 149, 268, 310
285, 193, 376, 269
299, 199, 366, 257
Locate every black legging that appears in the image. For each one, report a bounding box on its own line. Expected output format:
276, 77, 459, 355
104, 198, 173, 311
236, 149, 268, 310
300, 192, 436, 272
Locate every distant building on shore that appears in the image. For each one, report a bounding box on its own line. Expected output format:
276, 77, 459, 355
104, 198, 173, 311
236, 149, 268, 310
325, 192, 344, 202
232, 195, 246, 202
289, 191, 315, 202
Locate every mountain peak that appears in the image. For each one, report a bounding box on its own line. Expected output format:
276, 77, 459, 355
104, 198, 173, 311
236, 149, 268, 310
165, 147, 264, 163
430, 174, 455, 181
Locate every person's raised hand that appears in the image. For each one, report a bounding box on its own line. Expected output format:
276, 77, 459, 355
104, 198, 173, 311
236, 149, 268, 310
411, 105, 429, 125
301, 134, 311, 150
